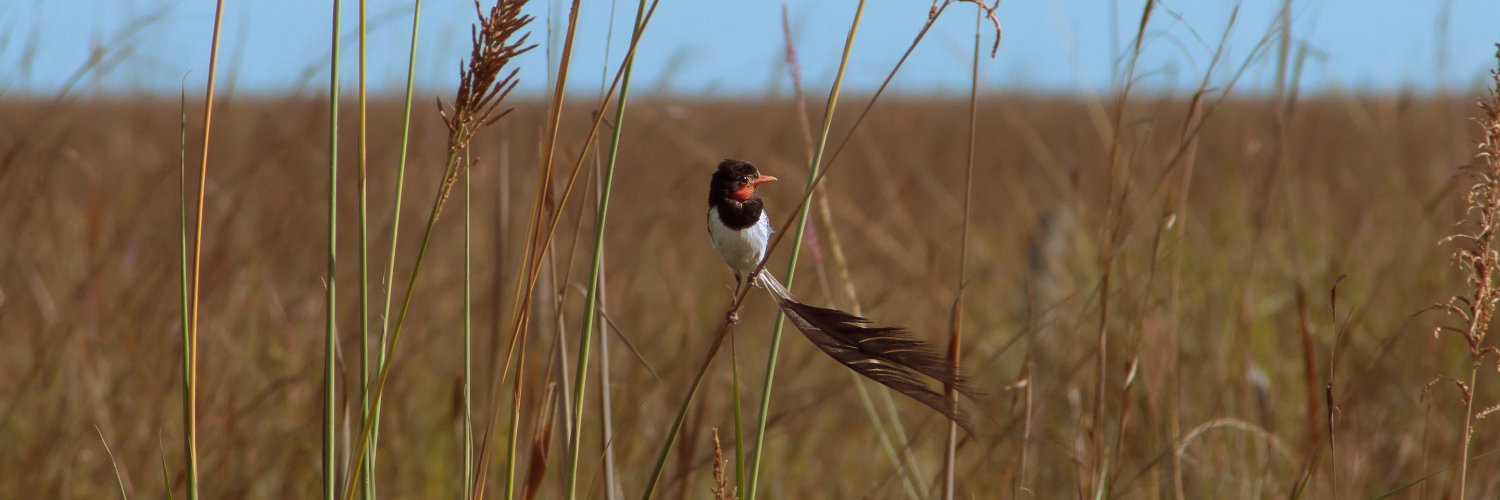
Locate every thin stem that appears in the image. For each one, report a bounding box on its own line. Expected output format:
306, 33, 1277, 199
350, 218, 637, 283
943, 6, 982, 500
175, 87, 192, 500
501, 3, 583, 496
476, 3, 660, 496
564, 0, 646, 496
343, 149, 464, 500
464, 151, 476, 500
640, 298, 750, 499
745, 2, 867, 498
356, 0, 372, 497
730, 332, 746, 495
184, 2, 225, 499
371, 0, 422, 492
595, 183, 620, 500
323, 1, 342, 498
1458, 364, 1477, 499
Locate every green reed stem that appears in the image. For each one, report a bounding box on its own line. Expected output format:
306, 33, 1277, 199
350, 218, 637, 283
730, 334, 746, 493
372, 1, 424, 493
744, 1, 866, 498
324, 1, 342, 499
175, 86, 192, 500
343, 144, 464, 500
464, 150, 476, 500
563, 0, 647, 497
356, 0, 373, 497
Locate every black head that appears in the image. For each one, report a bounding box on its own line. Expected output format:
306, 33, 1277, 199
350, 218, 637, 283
708, 159, 777, 206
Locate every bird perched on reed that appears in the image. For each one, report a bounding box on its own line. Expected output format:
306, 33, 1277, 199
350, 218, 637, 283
706, 159, 979, 432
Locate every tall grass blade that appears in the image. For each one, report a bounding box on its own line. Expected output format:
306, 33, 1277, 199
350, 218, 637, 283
500, 3, 581, 497
465, 150, 476, 499
323, 1, 343, 499
355, 0, 373, 497
371, 0, 426, 489
943, 6, 984, 499
563, 0, 647, 496
96, 425, 129, 500
594, 163, 621, 500
745, 2, 867, 497
474, 1, 661, 496
341, 2, 535, 498
159, 437, 175, 500
184, 2, 226, 499
778, 9, 924, 496
174, 82, 191, 500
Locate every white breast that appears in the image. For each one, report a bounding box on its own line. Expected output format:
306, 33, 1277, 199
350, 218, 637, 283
708, 207, 772, 277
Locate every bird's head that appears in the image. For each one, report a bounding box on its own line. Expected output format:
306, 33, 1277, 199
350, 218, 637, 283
710, 159, 777, 205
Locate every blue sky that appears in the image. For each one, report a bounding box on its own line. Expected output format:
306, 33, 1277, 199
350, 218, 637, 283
6, 0, 1500, 97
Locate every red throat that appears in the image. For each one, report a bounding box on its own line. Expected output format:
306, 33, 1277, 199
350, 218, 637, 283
731, 184, 757, 202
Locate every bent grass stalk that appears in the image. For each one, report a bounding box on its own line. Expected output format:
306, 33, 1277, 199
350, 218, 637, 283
184, 2, 226, 499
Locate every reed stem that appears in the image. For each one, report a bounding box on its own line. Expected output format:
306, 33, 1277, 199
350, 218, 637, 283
322, 1, 342, 499
464, 151, 476, 500
745, 2, 866, 498
370, 0, 424, 494
356, 0, 372, 496
943, 7, 983, 499
183, 2, 226, 499
563, 0, 646, 496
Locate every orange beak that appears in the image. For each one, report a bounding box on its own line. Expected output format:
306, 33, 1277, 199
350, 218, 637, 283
750, 174, 778, 186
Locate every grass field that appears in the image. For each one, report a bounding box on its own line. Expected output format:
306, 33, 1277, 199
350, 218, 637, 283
8, 0, 1500, 497
2, 89, 1496, 497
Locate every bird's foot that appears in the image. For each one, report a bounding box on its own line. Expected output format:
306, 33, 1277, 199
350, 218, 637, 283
727, 311, 741, 325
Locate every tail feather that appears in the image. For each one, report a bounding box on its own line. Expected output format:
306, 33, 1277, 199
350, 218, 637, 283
756, 272, 979, 434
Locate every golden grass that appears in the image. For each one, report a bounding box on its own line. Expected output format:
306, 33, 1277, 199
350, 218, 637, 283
0, 91, 1489, 497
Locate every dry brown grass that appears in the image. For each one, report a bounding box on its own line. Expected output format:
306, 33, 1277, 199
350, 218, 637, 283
0, 91, 1488, 497
1425, 47, 1500, 498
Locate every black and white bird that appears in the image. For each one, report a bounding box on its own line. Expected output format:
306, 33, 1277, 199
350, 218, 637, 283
706, 159, 978, 432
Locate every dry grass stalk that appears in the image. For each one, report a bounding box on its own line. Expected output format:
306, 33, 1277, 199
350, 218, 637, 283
711, 429, 736, 500
435, 0, 535, 216
1427, 45, 1500, 499
184, 2, 227, 498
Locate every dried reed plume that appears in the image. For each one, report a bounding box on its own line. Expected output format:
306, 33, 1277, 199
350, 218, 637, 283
435, 0, 535, 215
1426, 44, 1500, 498
710, 429, 736, 500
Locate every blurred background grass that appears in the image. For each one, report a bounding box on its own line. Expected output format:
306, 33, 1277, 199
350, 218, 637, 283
8, 0, 1500, 498
0, 91, 1487, 496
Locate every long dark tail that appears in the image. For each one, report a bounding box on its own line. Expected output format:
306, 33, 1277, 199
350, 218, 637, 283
757, 272, 979, 435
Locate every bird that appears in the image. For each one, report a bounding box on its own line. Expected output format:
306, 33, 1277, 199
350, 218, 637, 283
706, 158, 978, 433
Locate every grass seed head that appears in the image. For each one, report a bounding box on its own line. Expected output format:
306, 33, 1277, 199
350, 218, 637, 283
433, 0, 536, 216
